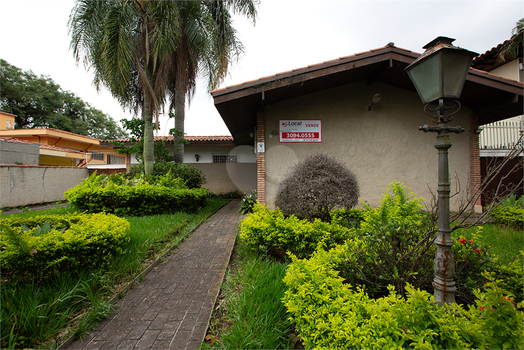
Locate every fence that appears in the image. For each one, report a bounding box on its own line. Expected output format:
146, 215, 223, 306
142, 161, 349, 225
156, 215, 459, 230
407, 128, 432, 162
479, 120, 523, 150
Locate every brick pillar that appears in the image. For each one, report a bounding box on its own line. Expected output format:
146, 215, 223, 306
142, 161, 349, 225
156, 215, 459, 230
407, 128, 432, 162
470, 111, 482, 213
256, 108, 266, 205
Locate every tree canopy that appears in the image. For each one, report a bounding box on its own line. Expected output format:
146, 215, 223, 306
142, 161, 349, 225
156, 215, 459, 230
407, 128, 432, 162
0, 59, 127, 140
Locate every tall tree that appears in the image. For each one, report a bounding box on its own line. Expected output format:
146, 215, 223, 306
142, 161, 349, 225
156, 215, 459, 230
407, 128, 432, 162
0, 59, 127, 139
69, 0, 182, 175
167, 1, 258, 163
499, 18, 523, 62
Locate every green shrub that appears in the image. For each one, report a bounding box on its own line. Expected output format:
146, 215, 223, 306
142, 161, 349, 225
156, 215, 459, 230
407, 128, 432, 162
283, 245, 524, 349
330, 208, 365, 229
1, 213, 129, 281
489, 205, 523, 229
127, 162, 206, 189
239, 190, 257, 214
335, 182, 435, 297
239, 203, 355, 259
64, 173, 208, 216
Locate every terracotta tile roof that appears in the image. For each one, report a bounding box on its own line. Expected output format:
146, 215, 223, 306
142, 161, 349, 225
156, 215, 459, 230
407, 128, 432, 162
1, 136, 34, 144
102, 135, 234, 143
211, 44, 416, 94
1, 136, 83, 154
474, 40, 510, 63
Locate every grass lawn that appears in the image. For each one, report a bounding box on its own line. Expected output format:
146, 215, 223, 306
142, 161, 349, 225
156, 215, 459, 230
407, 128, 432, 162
453, 223, 523, 265
203, 238, 294, 349
1, 200, 226, 349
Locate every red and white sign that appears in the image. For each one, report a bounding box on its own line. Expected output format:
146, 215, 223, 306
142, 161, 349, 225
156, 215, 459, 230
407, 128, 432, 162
279, 119, 322, 143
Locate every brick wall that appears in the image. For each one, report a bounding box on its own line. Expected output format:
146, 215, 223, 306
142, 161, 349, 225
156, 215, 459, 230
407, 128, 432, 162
470, 111, 482, 212
256, 108, 266, 204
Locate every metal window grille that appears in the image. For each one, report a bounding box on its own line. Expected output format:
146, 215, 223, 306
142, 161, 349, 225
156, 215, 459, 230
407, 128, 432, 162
213, 154, 238, 163
90, 152, 104, 161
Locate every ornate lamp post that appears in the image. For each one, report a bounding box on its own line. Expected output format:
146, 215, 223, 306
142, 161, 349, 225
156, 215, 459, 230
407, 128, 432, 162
405, 37, 478, 305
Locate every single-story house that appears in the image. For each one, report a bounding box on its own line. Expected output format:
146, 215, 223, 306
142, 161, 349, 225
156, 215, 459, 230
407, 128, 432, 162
211, 40, 523, 211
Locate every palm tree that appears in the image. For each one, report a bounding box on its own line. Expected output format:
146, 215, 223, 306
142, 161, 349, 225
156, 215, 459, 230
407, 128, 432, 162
499, 18, 523, 62
69, 0, 182, 175
166, 1, 258, 163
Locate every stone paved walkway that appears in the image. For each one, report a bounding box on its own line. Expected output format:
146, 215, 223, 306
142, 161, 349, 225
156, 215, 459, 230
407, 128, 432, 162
64, 200, 243, 350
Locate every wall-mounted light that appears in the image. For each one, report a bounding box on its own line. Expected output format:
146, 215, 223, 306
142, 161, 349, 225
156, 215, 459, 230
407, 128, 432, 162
368, 93, 382, 111
195, 154, 200, 162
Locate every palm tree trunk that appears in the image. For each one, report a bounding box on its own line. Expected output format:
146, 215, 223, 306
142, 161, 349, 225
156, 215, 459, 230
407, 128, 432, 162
173, 76, 186, 164
143, 102, 155, 176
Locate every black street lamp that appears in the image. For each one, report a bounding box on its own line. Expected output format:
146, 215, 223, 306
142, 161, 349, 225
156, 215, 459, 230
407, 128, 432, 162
405, 37, 478, 305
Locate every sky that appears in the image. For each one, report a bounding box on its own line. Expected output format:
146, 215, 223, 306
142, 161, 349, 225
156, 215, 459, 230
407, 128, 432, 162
1, 0, 523, 136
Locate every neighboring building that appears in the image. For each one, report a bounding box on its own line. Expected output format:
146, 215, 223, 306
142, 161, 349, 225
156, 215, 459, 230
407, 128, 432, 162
102, 135, 257, 194
471, 40, 523, 204
0, 112, 91, 208
211, 42, 523, 211
0, 112, 126, 170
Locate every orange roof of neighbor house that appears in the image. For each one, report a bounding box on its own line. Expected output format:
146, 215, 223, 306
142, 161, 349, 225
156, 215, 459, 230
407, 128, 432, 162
471, 40, 521, 72
211, 43, 524, 145
1, 136, 84, 154
101, 135, 235, 147
0, 128, 101, 145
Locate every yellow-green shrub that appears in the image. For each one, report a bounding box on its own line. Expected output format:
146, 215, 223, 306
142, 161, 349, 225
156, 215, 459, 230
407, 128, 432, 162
239, 203, 355, 259
1, 213, 130, 281
64, 176, 208, 216
283, 244, 524, 349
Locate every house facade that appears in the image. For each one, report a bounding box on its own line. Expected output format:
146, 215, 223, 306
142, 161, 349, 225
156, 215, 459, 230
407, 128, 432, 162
211, 43, 524, 211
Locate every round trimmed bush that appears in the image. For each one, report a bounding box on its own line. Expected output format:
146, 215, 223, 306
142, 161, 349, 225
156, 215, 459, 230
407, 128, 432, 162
275, 153, 359, 222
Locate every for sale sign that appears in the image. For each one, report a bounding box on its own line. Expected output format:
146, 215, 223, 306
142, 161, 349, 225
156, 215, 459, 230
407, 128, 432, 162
279, 119, 322, 143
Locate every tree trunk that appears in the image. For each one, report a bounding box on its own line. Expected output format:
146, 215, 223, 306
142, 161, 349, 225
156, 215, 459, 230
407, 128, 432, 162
173, 76, 186, 164
143, 102, 155, 176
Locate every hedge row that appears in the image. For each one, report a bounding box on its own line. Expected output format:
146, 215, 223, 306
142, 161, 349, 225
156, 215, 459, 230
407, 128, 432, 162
64, 182, 208, 216
1, 213, 130, 281
283, 245, 524, 349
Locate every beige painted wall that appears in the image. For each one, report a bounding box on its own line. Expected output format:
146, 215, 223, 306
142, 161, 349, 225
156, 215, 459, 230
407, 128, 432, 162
0, 165, 88, 208
262, 81, 472, 211
491, 60, 521, 82
191, 163, 256, 195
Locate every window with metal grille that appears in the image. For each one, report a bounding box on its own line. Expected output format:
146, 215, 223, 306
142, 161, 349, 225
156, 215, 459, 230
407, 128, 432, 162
90, 152, 104, 161
212, 154, 238, 163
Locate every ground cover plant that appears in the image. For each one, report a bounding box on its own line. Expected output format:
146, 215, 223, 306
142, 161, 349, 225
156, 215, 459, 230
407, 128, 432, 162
1, 200, 226, 349
64, 171, 208, 216
204, 237, 293, 349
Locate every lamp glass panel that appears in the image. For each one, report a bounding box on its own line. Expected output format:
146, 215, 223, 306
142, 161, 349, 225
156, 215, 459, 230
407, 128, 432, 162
441, 49, 474, 99
407, 53, 441, 103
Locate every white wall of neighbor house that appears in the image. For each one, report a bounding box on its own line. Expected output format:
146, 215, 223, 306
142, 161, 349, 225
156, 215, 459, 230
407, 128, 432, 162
262, 80, 472, 211
490, 59, 523, 82
184, 145, 256, 164
185, 145, 257, 194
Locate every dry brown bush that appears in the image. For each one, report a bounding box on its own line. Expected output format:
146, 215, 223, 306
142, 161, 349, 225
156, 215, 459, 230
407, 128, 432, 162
275, 153, 359, 221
